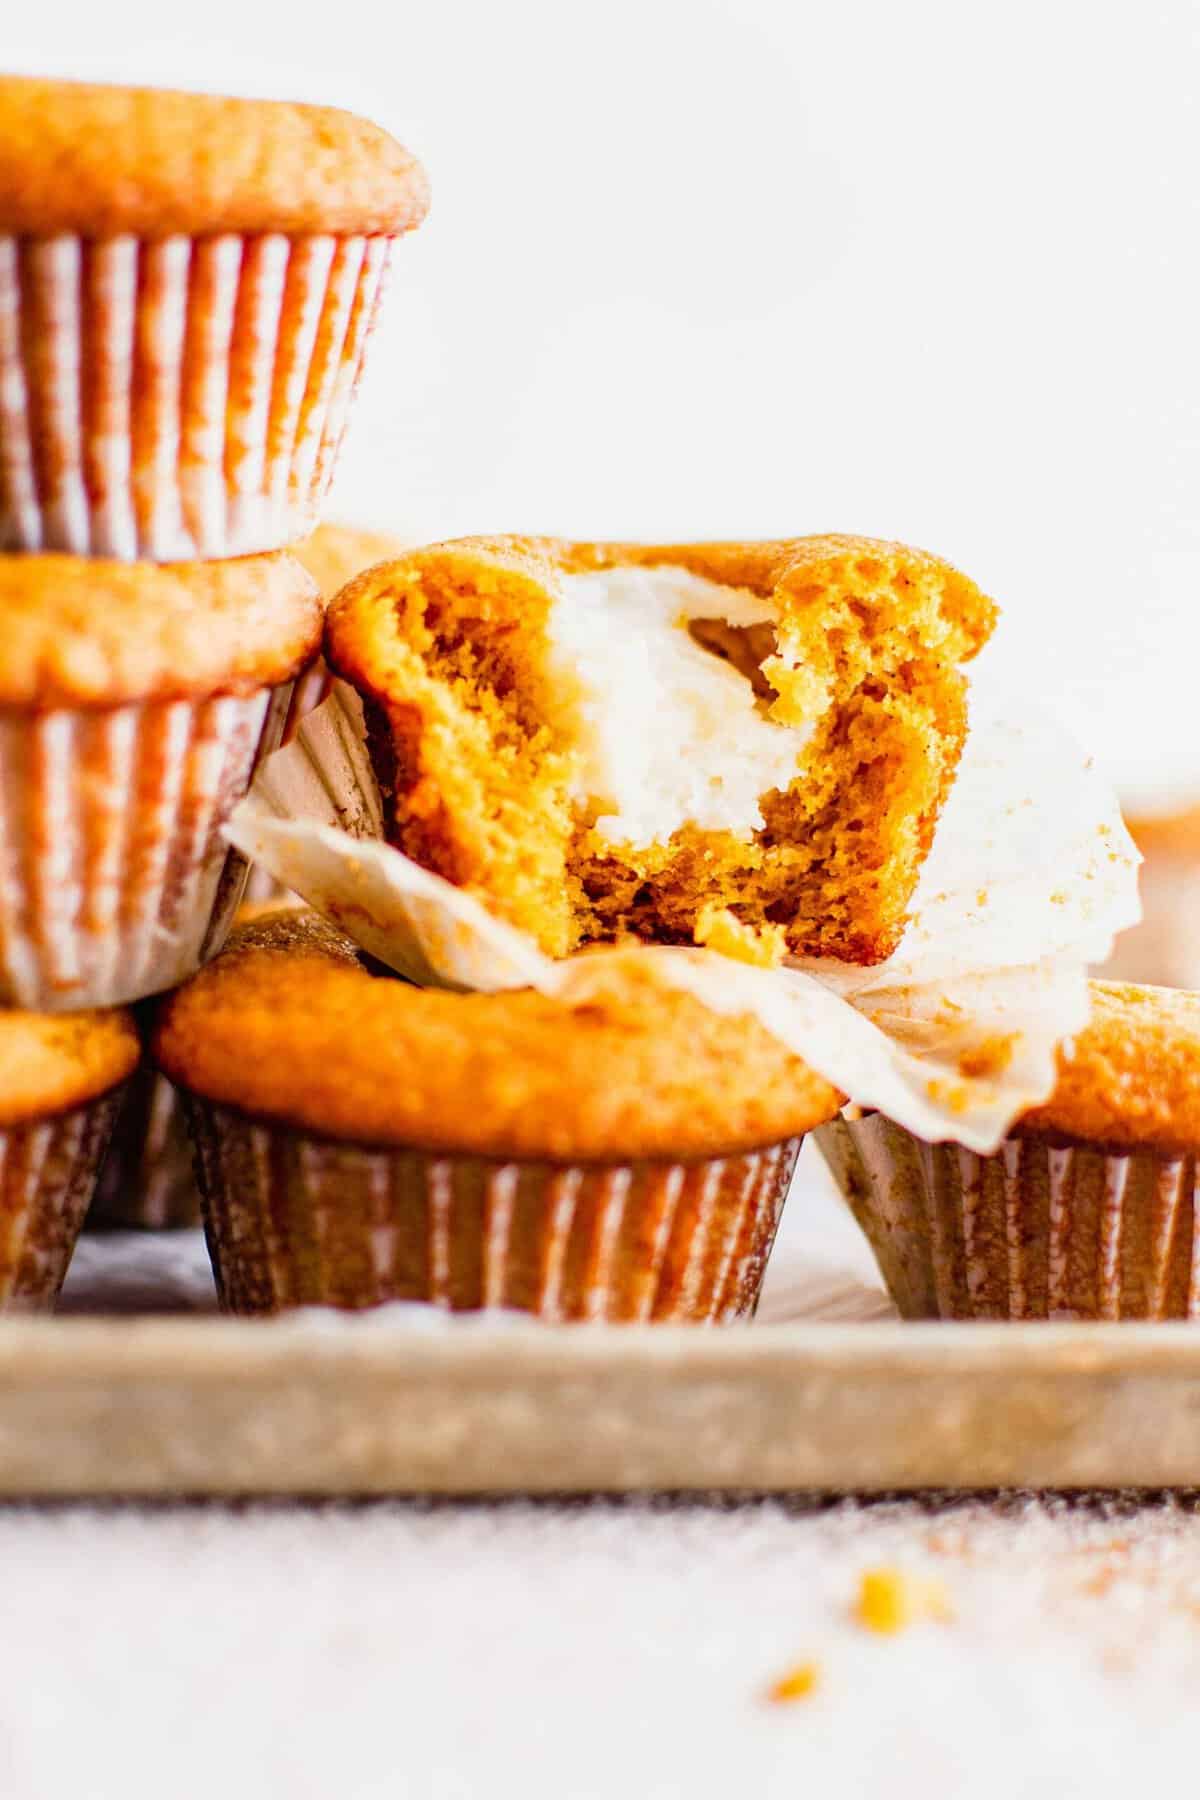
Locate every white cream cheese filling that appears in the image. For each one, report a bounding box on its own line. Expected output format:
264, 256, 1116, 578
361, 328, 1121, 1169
542, 564, 812, 848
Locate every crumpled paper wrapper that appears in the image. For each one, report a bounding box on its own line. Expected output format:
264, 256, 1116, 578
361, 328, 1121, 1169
224, 682, 1140, 1154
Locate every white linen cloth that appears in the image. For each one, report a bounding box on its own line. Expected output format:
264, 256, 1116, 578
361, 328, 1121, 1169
6, 1153, 1189, 1800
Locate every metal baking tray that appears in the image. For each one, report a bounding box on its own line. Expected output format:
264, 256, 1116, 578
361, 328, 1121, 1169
9, 1155, 1199, 1497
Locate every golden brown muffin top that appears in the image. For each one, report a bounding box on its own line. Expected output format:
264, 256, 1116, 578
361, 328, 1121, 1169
0, 552, 322, 707
292, 523, 412, 601
1124, 805, 1200, 857
1017, 981, 1200, 1156
328, 534, 997, 683
154, 911, 844, 1160
0, 1008, 139, 1126
0, 76, 429, 237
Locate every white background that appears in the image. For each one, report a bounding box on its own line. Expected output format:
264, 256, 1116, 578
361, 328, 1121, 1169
6, 0, 1200, 802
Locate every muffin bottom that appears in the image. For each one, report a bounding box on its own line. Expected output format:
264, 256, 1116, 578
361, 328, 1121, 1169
187, 1100, 803, 1322
817, 1115, 1200, 1321
0, 1090, 125, 1309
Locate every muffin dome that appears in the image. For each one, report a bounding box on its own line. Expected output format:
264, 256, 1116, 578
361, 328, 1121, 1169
0, 552, 321, 705
1018, 980, 1200, 1156
155, 910, 843, 1161
0, 1007, 138, 1125
0, 76, 429, 237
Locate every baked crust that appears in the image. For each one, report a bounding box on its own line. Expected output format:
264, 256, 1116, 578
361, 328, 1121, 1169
293, 523, 412, 601
325, 534, 996, 964
1017, 980, 1200, 1156
0, 1008, 138, 1126
154, 910, 843, 1160
1124, 806, 1200, 857
0, 551, 322, 706
0, 76, 429, 237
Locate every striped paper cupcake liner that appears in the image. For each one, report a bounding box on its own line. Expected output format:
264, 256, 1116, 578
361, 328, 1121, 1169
0, 682, 292, 1010
0, 231, 392, 561
816, 1114, 1200, 1320
90, 1065, 198, 1231
244, 657, 334, 902
0, 1089, 125, 1310
186, 1100, 803, 1322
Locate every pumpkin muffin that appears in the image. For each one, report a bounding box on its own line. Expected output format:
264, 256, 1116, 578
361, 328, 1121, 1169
816, 982, 1200, 1320
324, 534, 996, 967
154, 909, 843, 1320
0, 1005, 138, 1307
0, 75, 428, 561
0, 550, 321, 1010
1102, 806, 1200, 990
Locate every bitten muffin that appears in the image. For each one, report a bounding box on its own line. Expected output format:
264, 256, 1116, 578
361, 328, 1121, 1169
154, 910, 843, 1320
0, 550, 321, 1009
816, 982, 1200, 1321
1102, 806, 1200, 990
0, 76, 429, 561
0, 1005, 138, 1307
324, 535, 996, 966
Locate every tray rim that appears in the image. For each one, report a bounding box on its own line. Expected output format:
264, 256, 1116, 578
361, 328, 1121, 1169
8, 1314, 1200, 1498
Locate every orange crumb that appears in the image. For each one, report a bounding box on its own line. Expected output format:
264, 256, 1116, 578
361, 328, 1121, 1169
695, 906, 788, 968
925, 1077, 971, 1113
957, 1033, 1017, 1080
766, 1660, 821, 1703
854, 1568, 952, 1634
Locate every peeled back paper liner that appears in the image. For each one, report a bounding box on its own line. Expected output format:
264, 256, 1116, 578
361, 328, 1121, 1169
0, 682, 293, 1012
816, 1113, 1200, 1321
188, 1098, 803, 1322
0, 232, 392, 561
226, 680, 1141, 1156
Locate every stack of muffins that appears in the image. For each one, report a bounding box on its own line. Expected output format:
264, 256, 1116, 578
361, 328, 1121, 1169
0, 75, 427, 1300
0, 75, 1186, 1333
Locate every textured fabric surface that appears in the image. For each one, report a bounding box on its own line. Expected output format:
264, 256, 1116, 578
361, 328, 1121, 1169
28, 1155, 1199, 1798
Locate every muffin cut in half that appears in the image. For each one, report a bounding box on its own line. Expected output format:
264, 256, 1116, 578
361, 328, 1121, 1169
155, 909, 843, 1321
816, 982, 1200, 1321
325, 535, 996, 965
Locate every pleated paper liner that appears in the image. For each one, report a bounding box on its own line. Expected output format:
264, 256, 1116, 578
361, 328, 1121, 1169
0, 682, 292, 1011
817, 1114, 1200, 1320
0, 1089, 125, 1310
244, 658, 334, 903
0, 232, 392, 561
90, 1066, 198, 1231
186, 1098, 803, 1322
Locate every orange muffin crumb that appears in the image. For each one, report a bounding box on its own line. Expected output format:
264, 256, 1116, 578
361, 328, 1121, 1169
325, 534, 995, 966
766, 1660, 821, 1703
854, 1568, 952, 1633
